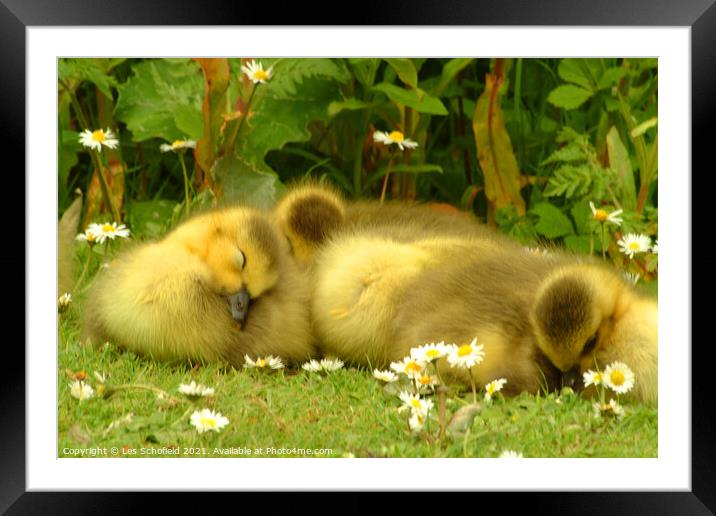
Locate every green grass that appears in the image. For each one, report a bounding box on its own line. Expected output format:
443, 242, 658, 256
58, 307, 657, 459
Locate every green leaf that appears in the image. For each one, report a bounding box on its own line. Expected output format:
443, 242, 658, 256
531, 202, 574, 238
215, 76, 341, 206
541, 143, 585, 165
373, 83, 448, 115
173, 104, 204, 140
630, 116, 658, 138
570, 199, 591, 234
59, 58, 118, 100
114, 59, 204, 142
557, 59, 599, 91
384, 59, 418, 89
125, 200, 177, 239
597, 67, 627, 90
547, 85, 594, 110
259, 58, 350, 97
327, 98, 377, 116
606, 126, 636, 211
433, 58, 474, 97
348, 58, 380, 88
390, 163, 443, 174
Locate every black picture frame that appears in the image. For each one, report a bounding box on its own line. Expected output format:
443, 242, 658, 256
5, 0, 708, 512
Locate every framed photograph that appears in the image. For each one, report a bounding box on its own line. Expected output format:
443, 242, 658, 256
6, 0, 708, 511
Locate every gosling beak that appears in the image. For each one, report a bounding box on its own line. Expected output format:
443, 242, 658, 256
562, 366, 583, 391
228, 287, 250, 326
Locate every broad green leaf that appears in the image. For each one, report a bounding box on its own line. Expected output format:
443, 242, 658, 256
327, 98, 377, 116
258, 58, 351, 97
597, 67, 627, 90
373, 83, 448, 115
557, 59, 600, 90
472, 73, 525, 214
384, 58, 418, 89
433, 58, 474, 97
215, 76, 341, 206
630, 117, 658, 138
531, 202, 574, 238
570, 199, 591, 234
547, 85, 594, 110
125, 200, 177, 239
114, 59, 204, 142
606, 126, 636, 211
348, 58, 380, 88
173, 104, 204, 140
564, 234, 601, 253
59, 58, 118, 100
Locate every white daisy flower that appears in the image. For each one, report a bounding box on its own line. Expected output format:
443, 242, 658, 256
651, 240, 658, 254
414, 374, 440, 393
190, 408, 229, 433
408, 411, 427, 433
593, 399, 625, 419
58, 292, 72, 313
446, 338, 485, 369
484, 378, 508, 402
178, 381, 215, 399
76, 225, 101, 245
160, 139, 197, 153
302, 360, 322, 372
617, 233, 652, 259
242, 59, 273, 84
602, 361, 635, 394
319, 358, 344, 372
79, 128, 119, 152
373, 130, 419, 151
94, 222, 131, 244
69, 380, 94, 401
499, 450, 524, 458
410, 342, 449, 363
582, 369, 603, 388
390, 357, 426, 379
244, 355, 285, 370
589, 201, 623, 226
373, 369, 398, 383
398, 391, 434, 417
623, 272, 640, 285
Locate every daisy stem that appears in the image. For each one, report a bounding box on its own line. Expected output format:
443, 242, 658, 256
233, 83, 258, 147
437, 385, 447, 445
468, 368, 477, 404
600, 222, 607, 260
379, 156, 395, 204
90, 149, 121, 223
178, 152, 191, 219
72, 247, 94, 293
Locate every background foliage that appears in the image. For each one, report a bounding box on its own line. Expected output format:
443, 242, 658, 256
58, 57, 658, 280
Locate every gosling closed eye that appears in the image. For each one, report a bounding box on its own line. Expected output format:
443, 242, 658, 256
235, 250, 246, 270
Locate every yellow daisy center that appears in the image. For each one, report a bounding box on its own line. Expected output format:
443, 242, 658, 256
257, 359, 266, 367
487, 384, 496, 394
389, 131, 405, 143
91, 130, 106, 143
172, 140, 184, 148
593, 373, 603, 383
410, 399, 422, 409
253, 69, 269, 81
426, 349, 441, 358
610, 370, 625, 385
594, 209, 608, 221
86, 233, 96, 242
102, 224, 115, 233
457, 344, 473, 357
419, 376, 432, 385
405, 361, 422, 373
201, 417, 216, 428
628, 242, 641, 251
